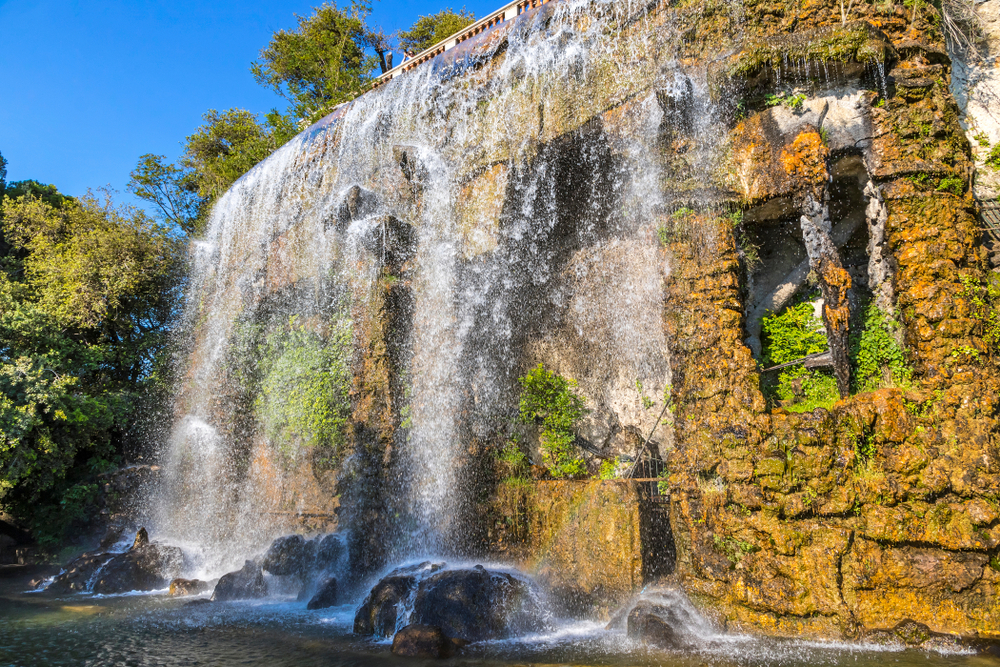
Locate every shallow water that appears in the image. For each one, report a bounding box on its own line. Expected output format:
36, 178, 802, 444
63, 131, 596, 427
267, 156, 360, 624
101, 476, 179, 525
2, 568, 996, 667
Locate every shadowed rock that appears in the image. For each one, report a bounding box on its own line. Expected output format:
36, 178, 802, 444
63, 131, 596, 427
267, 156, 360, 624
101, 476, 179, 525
262, 535, 314, 577
354, 563, 441, 637
212, 560, 268, 601
91, 541, 184, 594
307, 577, 338, 610
355, 563, 546, 643
47, 552, 115, 593
391, 624, 458, 658
626, 600, 702, 650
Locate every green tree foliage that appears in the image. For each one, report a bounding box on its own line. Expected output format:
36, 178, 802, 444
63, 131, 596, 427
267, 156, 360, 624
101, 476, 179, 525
517, 364, 588, 479
0, 186, 183, 547
127, 154, 205, 235
398, 8, 476, 54
181, 108, 290, 203
251, 2, 377, 123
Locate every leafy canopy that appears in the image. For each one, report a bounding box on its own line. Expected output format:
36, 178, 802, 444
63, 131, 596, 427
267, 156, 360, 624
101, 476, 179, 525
127, 154, 204, 235
0, 185, 183, 547
398, 8, 476, 54
251, 2, 377, 123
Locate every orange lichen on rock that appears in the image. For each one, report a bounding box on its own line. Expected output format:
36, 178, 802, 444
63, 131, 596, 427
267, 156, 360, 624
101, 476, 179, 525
780, 129, 830, 192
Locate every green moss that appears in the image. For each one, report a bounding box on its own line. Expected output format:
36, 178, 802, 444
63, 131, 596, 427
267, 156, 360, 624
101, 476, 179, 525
959, 273, 1000, 355
728, 23, 890, 81
936, 175, 964, 195
497, 438, 530, 485
518, 363, 588, 479
712, 533, 760, 566
256, 313, 352, 461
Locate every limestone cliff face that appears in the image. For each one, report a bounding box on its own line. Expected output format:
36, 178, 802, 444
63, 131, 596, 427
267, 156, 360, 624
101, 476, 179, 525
167, 0, 1000, 637
658, 0, 1000, 642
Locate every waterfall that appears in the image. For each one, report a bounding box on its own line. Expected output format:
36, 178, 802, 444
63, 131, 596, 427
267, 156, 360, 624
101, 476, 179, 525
153, 0, 717, 575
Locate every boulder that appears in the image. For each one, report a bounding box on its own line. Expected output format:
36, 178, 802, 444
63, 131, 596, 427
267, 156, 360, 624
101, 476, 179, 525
355, 563, 546, 643
212, 560, 268, 601
410, 566, 547, 642
313, 534, 346, 573
47, 552, 115, 593
91, 542, 184, 594
354, 565, 426, 637
261, 535, 314, 577
132, 527, 149, 548
169, 578, 210, 596
307, 577, 338, 610
391, 624, 457, 658
626, 600, 701, 650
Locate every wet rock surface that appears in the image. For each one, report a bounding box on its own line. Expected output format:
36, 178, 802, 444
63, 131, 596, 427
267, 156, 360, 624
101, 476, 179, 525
353, 562, 440, 637
626, 600, 701, 650
91, 542, 183, 594
47, 552, 115, 594
410, 567, 547, 642
261, 533, 346, 579
212, 561, 268, 601
391, 624, 458, 658
354, 563, 546, 643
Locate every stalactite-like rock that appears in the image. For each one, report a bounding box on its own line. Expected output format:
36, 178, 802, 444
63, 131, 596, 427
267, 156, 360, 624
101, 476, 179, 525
783, 129, 852, 397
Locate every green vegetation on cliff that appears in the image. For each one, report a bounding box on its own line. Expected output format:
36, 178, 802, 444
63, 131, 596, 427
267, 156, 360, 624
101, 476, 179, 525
257, 315, 352, 461
851, 302, 912, 391
517, 364, 588, 479
761, 300, 839, 412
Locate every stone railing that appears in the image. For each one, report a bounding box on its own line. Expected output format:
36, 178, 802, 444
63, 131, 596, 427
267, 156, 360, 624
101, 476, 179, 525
372, 0, 554, 88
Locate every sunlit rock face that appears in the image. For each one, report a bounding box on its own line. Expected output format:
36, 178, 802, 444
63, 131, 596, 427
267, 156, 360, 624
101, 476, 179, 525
153, 0, 1000, 640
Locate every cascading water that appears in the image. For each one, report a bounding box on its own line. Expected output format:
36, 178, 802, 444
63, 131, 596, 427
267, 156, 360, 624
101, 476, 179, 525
153, 0, 724, 576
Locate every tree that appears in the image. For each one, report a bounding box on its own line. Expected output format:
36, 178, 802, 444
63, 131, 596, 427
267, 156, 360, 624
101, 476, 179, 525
0, 187, 184, 547
251, 2, 377, 123
181, 108, 285, 202
127, 154, 204, 236
398, 8, 476, 55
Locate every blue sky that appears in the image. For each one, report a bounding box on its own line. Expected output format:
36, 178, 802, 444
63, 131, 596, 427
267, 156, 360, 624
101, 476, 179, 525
0, 0, 493, 199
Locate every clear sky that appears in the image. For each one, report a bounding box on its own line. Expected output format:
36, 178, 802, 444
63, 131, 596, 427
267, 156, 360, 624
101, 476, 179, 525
0, 0, 494, 199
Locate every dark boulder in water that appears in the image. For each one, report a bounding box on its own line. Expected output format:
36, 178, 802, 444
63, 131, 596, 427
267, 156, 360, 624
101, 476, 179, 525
410, 566, 547, 642
261, 535, 314, 577
212, 560, 268, 601
354, 563, 546, 643
391, 624, 458, 658
47, 552, 115, 593
626, 600, 701, 650
306, 577, 338, 610
91, 542, 184, 594
353, 563, 433, 637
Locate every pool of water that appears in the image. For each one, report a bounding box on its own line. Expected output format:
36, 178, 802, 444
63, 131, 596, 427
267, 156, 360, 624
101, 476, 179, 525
1, 567, 996, 667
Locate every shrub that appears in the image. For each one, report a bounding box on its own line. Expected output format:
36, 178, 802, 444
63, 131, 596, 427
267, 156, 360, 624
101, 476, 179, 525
517, 364, 588, 479
256, 314, 352, 460
761, 299, 838, 411
851, 302, 912, 392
